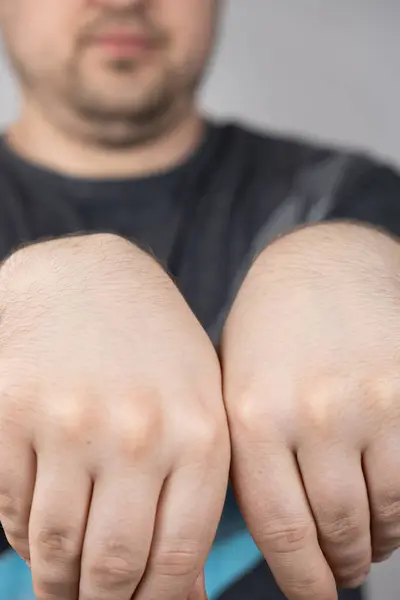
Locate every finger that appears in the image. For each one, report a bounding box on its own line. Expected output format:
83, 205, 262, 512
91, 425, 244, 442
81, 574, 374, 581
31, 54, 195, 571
187, 571, 208, 600
364, 434, 400, 562
298, 443, 371, 588
231, 437, 337, 600
0, 428, 35, 563
79, 471, 160, 600
29, 456, 91, 600
134, 461, 226, 600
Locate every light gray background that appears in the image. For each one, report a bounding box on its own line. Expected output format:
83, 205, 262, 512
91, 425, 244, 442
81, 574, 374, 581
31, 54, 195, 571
0, 0, 399, 598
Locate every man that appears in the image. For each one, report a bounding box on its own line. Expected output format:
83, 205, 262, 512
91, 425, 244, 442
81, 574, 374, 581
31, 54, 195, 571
0, 1, 400, 600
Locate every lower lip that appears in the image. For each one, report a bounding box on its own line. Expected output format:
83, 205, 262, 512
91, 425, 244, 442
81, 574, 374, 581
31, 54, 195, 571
94, 37, 151, 57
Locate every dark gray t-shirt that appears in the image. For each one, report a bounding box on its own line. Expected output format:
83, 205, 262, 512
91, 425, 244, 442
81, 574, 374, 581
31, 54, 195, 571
1, 121, 400, 599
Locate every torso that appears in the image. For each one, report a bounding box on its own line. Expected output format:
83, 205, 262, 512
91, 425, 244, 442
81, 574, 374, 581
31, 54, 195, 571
1, 121, 400, 598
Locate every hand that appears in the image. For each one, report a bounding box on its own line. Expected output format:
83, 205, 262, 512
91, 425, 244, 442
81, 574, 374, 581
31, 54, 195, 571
0, 234, 228, 600
222, 223, 400, 600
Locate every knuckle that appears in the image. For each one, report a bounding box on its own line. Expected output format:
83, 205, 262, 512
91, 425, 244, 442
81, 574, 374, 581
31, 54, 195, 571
319, 511, 363, 546
152, 543, 198, 577
0, 491, 20, 521
36, 526, 81, 563
375, 495, 400, 526
115, 394, 164, 461
259, 518, 315, 554
0, 494, 29, 558
289, 575, 332, 600
4, 531, 30, 561
180, 411, 225, 463
2, 519, 27, 545
191, 414, 220, 452
335, 563, 370, 588
89, 554, 143, 590
34, 572, 73, 599
368, 375, 400, 416
54, 415, 88, 445
301, 374, 346, 434
228, 386, 266, 436
50, 392, 100, 445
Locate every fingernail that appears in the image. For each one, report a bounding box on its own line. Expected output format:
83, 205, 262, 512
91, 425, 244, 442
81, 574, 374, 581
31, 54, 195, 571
373, 552, 393, 564
339, 570, 370, 589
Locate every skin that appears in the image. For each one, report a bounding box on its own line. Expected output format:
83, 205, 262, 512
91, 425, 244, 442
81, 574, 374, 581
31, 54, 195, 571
0, 1, 399, 600
0, 234, 228, 600
223, 223, 400, 599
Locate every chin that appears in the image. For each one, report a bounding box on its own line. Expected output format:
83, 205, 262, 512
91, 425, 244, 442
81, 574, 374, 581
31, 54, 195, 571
73, 87, 174, 134
85, 78, 161, 108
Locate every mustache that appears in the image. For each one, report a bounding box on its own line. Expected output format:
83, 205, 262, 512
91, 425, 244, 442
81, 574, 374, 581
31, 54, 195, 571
77, 10, 168, 46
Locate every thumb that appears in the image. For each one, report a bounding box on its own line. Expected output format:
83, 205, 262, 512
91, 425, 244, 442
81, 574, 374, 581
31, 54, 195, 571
187, 570, 208, 600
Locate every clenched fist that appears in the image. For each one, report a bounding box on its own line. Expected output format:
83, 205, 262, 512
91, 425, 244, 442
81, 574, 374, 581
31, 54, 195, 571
222, 222, 400, 600
0, 234, 229, 600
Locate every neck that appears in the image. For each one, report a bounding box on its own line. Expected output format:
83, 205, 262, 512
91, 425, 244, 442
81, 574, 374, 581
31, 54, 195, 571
7, 103, 204, 179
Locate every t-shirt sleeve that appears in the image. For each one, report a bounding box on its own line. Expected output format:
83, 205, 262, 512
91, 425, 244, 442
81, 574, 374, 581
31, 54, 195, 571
324, 157, 400, 236
209, 152, 400, 346
0, 182, 29, 261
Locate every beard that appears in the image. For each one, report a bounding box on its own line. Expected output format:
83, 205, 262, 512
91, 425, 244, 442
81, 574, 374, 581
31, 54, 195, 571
10, 48, 204, 149
9, 52, 201, 149
58, 53, 201, 148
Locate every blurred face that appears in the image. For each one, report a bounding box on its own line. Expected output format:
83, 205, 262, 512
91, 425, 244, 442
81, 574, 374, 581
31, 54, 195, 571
0, 0, 219, 144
